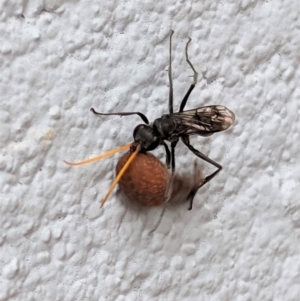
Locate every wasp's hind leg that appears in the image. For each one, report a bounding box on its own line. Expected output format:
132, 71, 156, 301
90, 108, 149, 124
179, 37, 198, 112
181, 136, 222, 210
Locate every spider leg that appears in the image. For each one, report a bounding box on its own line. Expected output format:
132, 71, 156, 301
181, 136, 222, 210
179, 37, 198, 112
148, 205, 167, 235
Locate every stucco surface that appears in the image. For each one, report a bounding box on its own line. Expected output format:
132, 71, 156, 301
1, 1, 300, 300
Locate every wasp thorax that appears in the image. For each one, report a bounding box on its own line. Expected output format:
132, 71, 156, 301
133, 124, 160, 151
153, 115, 176, 139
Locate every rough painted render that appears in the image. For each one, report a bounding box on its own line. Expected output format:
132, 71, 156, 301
1, 0, 300, 300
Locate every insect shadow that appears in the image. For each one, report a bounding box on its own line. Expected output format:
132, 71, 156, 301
64, 30, 235, 210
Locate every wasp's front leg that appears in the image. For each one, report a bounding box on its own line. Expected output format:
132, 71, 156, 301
164, 139, 178, 202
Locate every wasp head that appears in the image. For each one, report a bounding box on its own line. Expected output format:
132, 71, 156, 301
133, 124, 160, 151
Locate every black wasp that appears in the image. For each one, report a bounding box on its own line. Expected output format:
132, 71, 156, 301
65, 30, 235, 210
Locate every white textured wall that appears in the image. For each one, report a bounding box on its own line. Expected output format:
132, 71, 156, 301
1, 1, 300, 300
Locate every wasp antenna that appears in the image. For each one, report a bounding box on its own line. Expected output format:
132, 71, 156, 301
63, 143, 132, 166
100, 144, 141, 207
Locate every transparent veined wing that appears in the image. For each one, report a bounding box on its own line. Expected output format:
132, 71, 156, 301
171, 105, 235, 136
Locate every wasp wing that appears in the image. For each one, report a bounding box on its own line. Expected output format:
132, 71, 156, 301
172, 105, 235, 136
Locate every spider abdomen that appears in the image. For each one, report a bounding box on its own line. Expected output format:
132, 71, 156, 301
116, 151, 169, 206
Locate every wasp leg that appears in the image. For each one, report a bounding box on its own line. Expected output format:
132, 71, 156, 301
163, 142, 171, 169
179, 37, 198, 112
168, 30, 174, 114
90, 108, 149, 124
181, 136, 222, 210
164, 140, 178, 201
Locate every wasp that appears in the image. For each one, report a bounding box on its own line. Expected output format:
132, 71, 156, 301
64, 30, 235, 210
